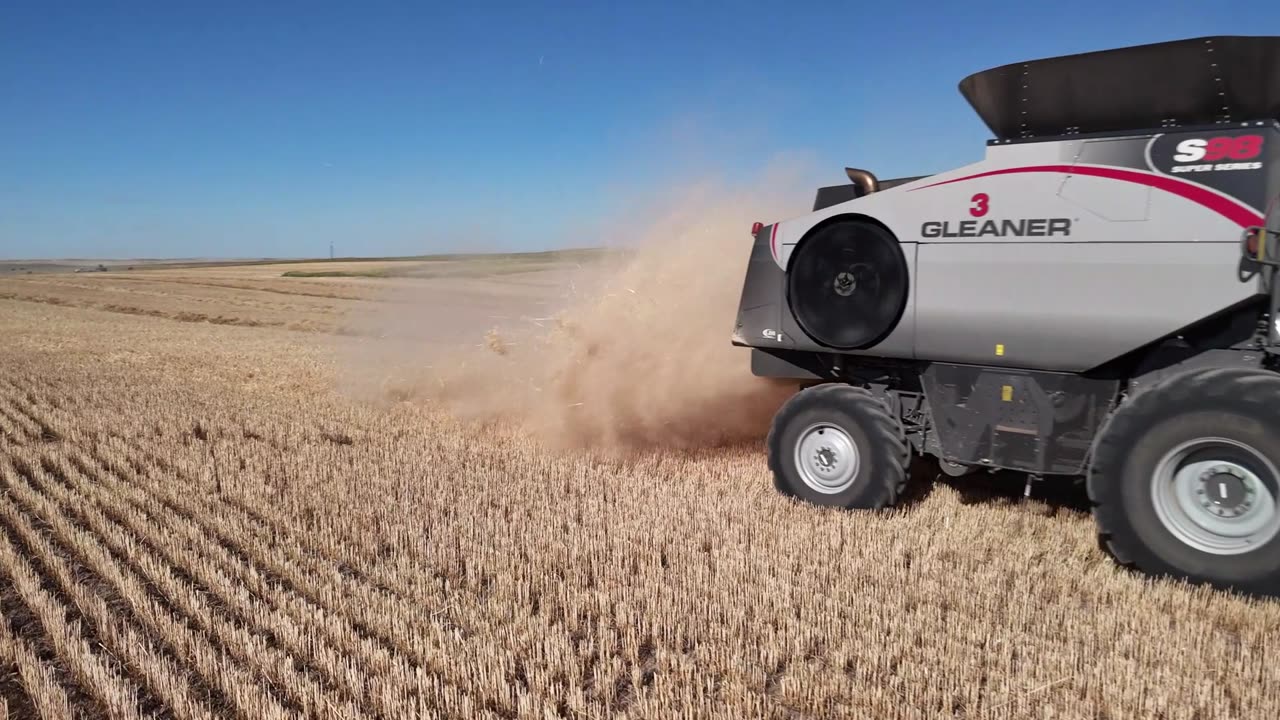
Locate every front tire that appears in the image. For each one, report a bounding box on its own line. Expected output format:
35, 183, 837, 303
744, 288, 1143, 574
1088, 366, 1280, 597
767, 384, 909, 509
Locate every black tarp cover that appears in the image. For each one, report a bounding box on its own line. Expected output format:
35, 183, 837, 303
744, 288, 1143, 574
958, 36, 1280, 139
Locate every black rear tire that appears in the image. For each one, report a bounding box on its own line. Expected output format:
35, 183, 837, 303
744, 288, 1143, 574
767, 383, 909, 509
1088, 365, 1280, 597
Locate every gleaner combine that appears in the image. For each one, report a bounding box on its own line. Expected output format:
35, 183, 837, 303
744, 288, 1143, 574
733, 36, 1280, 596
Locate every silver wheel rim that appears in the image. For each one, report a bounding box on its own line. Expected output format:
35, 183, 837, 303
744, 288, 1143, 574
794, 423, 860, 494
1151, 437, 1280, 555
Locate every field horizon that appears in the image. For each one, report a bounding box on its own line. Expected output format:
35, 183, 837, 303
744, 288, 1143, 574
0, 247, 624, 275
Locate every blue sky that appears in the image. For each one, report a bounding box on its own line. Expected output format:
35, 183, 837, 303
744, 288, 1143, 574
0, 1, 1268, 259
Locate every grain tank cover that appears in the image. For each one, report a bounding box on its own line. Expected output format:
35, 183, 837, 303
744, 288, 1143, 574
959, 36, 1280, 140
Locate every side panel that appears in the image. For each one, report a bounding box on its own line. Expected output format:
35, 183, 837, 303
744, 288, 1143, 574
904, 127, 1270, 370
913, 241, 1260, 371
731, 224, 786, 348
744, 124, 1277, 369
771, 125, 1275, 261
750, 348, 827, 380
894, 128, 1268, 247
921, 363, 1119, 475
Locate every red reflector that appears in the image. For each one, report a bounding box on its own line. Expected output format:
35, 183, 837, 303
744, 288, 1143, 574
751, 221, 763, 235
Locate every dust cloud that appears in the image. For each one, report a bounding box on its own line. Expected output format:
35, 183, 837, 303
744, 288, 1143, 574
359, 158, 817, 451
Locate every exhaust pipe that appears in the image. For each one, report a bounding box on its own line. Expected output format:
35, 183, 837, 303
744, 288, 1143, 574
844, 167, 879, 195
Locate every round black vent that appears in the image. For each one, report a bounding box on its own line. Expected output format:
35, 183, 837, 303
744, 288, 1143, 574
786, 220, 909, 349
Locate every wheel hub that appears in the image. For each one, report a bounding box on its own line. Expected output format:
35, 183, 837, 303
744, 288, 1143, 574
815, 446, 839, 470
833, 272, 856, 297
794, 423, 860, 494
1198, 465, 1254, 516
1151, 438, 1280, 555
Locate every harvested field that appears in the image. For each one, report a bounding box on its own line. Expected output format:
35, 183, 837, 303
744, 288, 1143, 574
0, 258, 579, 342
1, 247, 1278, 720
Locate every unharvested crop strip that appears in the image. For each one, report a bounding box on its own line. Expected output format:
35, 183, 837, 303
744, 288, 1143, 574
5, 280, 346, 331
10, 278, 291, 312
1, 459, 298, 720
107, 276, 372, 302
0, 493, 221, 720
0, 293, 293, 332
0, 520, 149, 720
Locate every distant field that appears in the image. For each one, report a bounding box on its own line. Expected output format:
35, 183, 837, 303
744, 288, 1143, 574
0, 254, 1277, 719
0, 261, 91, 275
0, 252, 610, 338
0, 247, 622, 277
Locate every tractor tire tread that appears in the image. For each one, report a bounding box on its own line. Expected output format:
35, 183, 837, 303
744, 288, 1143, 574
767, 383, 909, 509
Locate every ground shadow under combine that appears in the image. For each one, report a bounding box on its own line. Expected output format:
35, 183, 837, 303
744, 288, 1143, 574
898, 455, 1092, 517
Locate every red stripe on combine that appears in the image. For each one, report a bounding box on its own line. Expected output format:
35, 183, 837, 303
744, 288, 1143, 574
769, 223, 779, 261
910, 164, 1263, 228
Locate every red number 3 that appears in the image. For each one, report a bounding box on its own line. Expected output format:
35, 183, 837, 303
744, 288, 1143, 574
970, 192, 990, 217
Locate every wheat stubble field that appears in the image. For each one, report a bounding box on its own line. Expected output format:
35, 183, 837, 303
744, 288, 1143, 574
0, 254, 1278, 720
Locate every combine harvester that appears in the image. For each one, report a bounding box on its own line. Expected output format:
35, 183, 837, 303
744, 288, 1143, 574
733, 36, 1280, 596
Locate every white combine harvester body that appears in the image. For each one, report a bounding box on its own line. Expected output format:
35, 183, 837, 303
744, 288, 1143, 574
732, 36, 1280, 598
